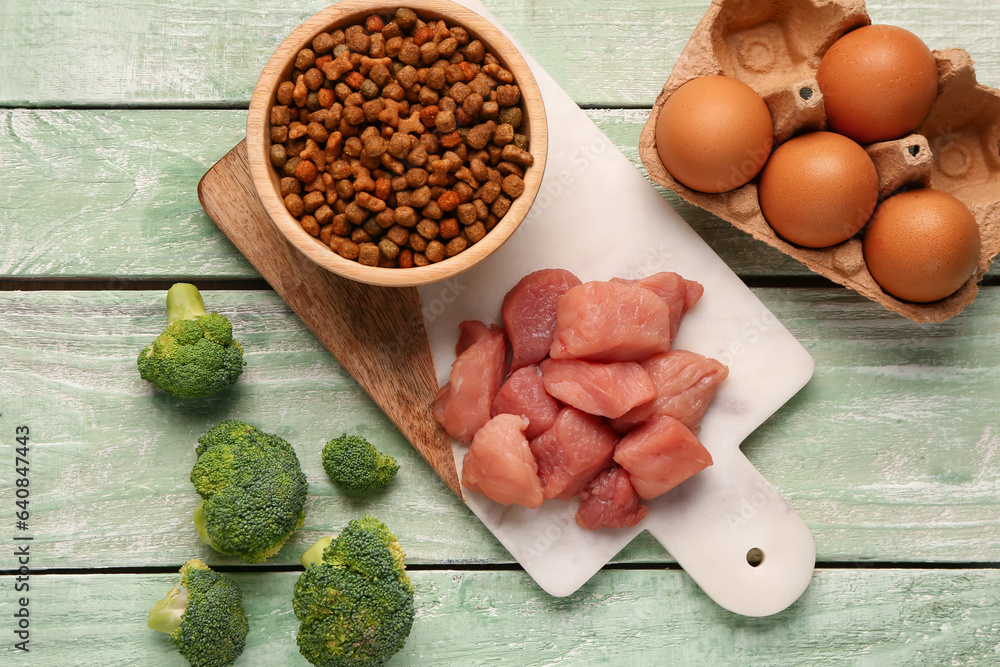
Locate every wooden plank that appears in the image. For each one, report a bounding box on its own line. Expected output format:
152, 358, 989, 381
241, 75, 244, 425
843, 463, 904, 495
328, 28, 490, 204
1, 568, 999, 664
0, 0, 996, 107
0, 108, 875, 281
0, 288, 998, 567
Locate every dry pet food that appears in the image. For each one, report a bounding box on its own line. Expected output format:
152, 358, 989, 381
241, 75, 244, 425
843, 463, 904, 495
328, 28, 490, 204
267, 7, 533, 268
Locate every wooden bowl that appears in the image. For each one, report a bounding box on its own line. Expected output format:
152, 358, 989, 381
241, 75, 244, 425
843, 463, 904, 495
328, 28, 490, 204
247, 0, 547, 287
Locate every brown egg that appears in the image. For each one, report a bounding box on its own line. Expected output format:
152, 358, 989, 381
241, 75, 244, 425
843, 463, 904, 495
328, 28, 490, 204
863, 189, 981, 303
758, 131, 879, 248
654, 75, 773, 193
817, 24, 939, 144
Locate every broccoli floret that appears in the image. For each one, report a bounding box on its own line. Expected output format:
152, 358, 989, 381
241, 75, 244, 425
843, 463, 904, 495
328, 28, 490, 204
137, 283, 245, 398
191, 420, 308, 564
322, 435, 399, 492
148, 558, 248, 667
293, 516, 414, 667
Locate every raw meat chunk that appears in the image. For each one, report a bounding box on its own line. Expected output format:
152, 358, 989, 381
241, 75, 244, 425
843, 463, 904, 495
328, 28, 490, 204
502, 268, 582, 371
613, 415, 713, 500
540, 357, 656, 419
461, 414, 543, 508
575, 466, 649, 530
612, 272, 704, 339
491, 365, 561, 440
529, 407, 617, 500
433, 321, 507, 442
549, 280, 674, 362
611, 350, 729, 434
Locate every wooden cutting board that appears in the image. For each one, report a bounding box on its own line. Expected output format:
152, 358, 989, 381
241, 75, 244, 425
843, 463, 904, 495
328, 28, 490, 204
197, 140, 462, 498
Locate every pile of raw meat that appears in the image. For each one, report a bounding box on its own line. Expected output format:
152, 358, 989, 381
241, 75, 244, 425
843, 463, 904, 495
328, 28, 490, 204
433, 269, 728, 530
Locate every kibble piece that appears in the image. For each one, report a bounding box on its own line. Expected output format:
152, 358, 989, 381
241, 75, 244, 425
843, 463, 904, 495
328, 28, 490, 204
363, 134, 388, 157
439, 218, 460, 239
425, 240, 446, 263
314, 204, 334, 225
362, 218, 383, 238
276, 82, 295, 106
345, 201, 368, 225
284, 193, 305, 217
395, 206, 418, 227
466, 121, 495, 150
332, 237, 360, 260
346, 27, 371, 54
491, 123, 515, 147
491, 195, 511, 218
497, 105, 522, 128
416, 218, 439, 240
280, 177, 301, 197
398, 42, 421, 66
445, 236, 468, 257
497, 161, 524, 179
463, 39, 486, 63
501, 144, 534, 167
351, 227, 372, 244
419, 41, 440, 66
375, 208, 395, 229
481, 100, 499, 121
295, 159, 318, 184
386, 224, 409, 247
465, 220, 487, 243
360, 79, 380, 100
473, 198, 489, 221
385, 35, 404, 58
270, 105, 291, 126
304, 67, 324, 91
301, 215, 320, 237
293, 76, 308, 107
307, 121, 329, 143
456, 203, 477, 225
303, 191, 325, 213
356, 191, 387, 212
358, 242, 380, 266
269, 144, 287, 169
379, 238, 401, 261
409, 232, 429, 252
320, 224, 335, 244
366, 13, 385, 33
409, 185, 432, 208
435, 109, 457, 133
398, 249, 415, 268
395, 7, 418, 29
477, 180, 501, 204
295, 48, 316, 71
495, 84, 521, 106
502, 174, 525, 198
438, 191, 460, 212
313, 32, 335, 54
423, 201, 443, 220
413, 252, 430, 267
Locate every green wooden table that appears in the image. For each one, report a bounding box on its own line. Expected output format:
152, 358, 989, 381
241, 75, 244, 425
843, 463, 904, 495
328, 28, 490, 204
2, 0, 999, 664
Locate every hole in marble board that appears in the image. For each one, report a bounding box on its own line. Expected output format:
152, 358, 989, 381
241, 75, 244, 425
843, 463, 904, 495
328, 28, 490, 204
909, 145, 921, 157
799, 87, 813, 100
746, 547, 764, 567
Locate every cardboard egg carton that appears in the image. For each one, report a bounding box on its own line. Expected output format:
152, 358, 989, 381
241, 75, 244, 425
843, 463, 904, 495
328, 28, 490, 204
638, 0, 1000, 322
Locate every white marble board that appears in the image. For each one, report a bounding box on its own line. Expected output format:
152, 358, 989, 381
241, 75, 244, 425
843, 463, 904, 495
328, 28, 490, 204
418, 0, 816, 617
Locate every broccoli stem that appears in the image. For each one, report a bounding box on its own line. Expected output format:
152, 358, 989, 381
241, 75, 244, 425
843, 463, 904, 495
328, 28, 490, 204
300, 536, 334, 569
193, 500, 230, 555
166, 283, 208, 324
147, 583, 189, 634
